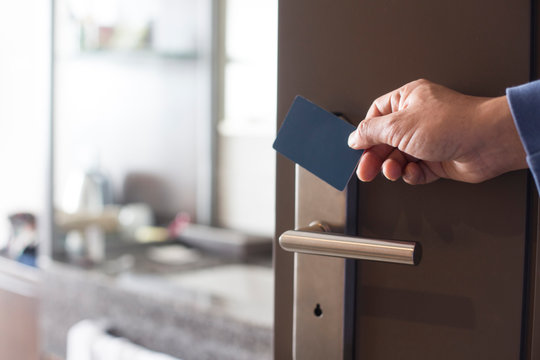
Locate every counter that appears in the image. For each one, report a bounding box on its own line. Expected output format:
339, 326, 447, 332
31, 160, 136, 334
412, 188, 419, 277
40, 250, 273, 360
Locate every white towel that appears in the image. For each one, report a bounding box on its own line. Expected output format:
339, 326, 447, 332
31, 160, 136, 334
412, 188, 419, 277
67, 319, 181, 360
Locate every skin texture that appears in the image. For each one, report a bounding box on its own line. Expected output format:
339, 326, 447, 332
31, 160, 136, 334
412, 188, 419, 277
347, 79, 528, 185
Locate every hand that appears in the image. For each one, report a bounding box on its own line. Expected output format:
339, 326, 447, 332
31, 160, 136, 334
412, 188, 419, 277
347, 79, 528, 185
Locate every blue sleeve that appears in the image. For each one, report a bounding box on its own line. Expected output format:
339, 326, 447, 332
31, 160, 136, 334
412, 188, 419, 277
506, 80, 540, 192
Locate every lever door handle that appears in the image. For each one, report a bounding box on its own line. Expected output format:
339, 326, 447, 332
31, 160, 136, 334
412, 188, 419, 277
279, 221, 421, 265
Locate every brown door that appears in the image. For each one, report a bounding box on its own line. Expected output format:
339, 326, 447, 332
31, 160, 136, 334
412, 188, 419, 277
274, 0, 536, 359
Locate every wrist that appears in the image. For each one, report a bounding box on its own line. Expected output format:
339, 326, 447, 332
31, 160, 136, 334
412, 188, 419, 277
477, 96, 527, 175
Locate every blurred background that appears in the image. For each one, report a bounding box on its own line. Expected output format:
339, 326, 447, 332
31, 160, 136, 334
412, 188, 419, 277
0, 0, 277, 359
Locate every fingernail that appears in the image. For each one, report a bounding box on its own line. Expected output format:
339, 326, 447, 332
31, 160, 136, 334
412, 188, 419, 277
402, 173, 410, 183
403, 166, 415, 184
347, 131, 357, 148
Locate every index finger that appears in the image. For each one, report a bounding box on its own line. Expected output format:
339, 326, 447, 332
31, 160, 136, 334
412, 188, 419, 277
365, 89, 403, 119
365, 79, 429, 119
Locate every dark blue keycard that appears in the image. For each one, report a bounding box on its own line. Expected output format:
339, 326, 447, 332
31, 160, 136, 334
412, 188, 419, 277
273, 96, 363, 191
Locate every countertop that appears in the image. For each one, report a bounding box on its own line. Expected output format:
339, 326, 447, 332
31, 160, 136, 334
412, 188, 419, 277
40, 244, 273, 360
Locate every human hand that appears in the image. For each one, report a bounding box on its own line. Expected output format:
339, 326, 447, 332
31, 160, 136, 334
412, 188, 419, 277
347, 79, 528, 185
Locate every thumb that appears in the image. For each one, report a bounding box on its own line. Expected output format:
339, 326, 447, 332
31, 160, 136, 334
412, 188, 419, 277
348, 113, 399, 149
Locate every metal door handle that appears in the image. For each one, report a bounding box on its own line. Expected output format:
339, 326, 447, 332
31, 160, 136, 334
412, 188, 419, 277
279, 221, 421, 265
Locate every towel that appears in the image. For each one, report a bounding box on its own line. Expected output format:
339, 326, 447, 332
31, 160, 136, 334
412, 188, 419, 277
67, 319, 181, 360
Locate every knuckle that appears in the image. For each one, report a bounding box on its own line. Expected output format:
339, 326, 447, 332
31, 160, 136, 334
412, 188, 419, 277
407, 78, 432, 92
385, 115, 412, 150
397, 134, 413, 153
383, 116, 401, 146
373, 97, 385, 111
390, 92, 400, 110
359, 119, 370, 135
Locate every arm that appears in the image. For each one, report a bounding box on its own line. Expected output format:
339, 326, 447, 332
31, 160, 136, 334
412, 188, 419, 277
347, 79, 529, 186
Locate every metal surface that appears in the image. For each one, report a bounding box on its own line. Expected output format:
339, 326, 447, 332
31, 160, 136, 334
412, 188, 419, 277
292, 168, 347, 360
280, 221, 420, 265
293, 253, 345, 360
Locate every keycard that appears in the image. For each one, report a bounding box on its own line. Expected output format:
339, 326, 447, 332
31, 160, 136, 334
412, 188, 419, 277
273, 96, 363, 191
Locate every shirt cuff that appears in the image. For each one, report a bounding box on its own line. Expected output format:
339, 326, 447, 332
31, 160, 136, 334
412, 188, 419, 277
528, 152, 540, 192
506, 80, 540, 191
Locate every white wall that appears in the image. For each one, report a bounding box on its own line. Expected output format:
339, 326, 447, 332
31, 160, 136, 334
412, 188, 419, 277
216, 0, 277, 236
54, 55, 199, 221
0, 3, 50, 246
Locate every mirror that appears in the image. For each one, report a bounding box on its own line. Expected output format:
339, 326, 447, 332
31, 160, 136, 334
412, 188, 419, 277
52, 0, 277, 328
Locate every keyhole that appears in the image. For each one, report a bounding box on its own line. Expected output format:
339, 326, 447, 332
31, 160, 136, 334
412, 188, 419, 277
314, 303, 323, 317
